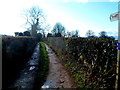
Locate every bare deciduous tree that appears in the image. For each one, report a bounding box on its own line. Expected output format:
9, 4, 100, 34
86, 30, 95, 37
99, 31, 107, 38
52, 22, 66, 37
71, 30, 79, 37
23, 6, 46, 36
66, 31, 72, 37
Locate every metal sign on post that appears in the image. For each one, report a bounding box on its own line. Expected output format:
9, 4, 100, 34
110, 12, 119, 22
110, 1, 120, 89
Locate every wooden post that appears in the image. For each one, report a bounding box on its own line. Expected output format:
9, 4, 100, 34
115, 1, 120, 90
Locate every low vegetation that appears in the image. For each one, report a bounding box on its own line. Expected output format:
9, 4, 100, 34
34, 42, 49, 89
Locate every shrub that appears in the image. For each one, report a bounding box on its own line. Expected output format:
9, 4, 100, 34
66, 37, 117, 88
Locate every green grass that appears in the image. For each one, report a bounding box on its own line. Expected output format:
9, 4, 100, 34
34, 42, 49, 89
38, 42, 49, 81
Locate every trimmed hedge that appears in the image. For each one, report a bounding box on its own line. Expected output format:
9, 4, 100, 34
46, 37, 117, 88
2, 36, 37, 89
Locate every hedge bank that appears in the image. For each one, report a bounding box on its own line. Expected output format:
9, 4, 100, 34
45, 37, 117, 88
2, 36, 37, 88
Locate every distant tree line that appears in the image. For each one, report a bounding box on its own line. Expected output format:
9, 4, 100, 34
46, 22, 79, 38
17, 5, 115, 40
46, 22, 114, 39
85, 30, 115, 39
14, 31, 31, 36
14, 31, 42, 41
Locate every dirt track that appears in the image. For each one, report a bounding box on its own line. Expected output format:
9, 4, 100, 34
42, 43, 78, 88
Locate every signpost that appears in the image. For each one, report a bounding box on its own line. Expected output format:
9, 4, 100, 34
110, 12, 118, 22
110, 1, 120, 89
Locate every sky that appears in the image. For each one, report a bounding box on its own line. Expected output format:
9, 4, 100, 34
0, 0, 119, 37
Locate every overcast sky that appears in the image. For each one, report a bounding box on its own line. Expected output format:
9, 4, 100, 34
0, 0, 119, 37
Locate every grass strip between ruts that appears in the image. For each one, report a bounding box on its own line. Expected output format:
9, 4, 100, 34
34, 42, 49, 89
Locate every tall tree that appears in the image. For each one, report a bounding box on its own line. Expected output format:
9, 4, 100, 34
71, 30, 79, 37
75, 30, 79, 37
23, 6, 45, 37
52, 22, 66, 37
86, 30, 95, 37
19, 32, 24, 36
47, 33, 53, 37
23, 31, 31, 36
14, 32, 19, 36
66, 31, 71, 37
99, 31, 107, 38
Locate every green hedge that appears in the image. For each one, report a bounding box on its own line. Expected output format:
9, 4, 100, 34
2, 36, 37, 88
46, 37, 117, 88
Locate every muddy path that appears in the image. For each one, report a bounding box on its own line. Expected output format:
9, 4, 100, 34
42, 43, 78, 88
9, 43, 40, 89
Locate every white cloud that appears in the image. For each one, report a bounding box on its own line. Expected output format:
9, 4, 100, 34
105, 29, 117, 36
110, 0, 119, 2
0, 0, 46, 35
18, 4, 119, 37
0, 0, 118, 36
63, 0, 89, 3
89, 0, 118, 2
76, 0, 88, 3
63, 0, 117, 3
63, 0, 69, 2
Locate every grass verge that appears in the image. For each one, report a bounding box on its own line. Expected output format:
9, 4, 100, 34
34, 42, 49, 89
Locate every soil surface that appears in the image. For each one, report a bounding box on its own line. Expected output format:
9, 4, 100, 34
41, 43, 78, 88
